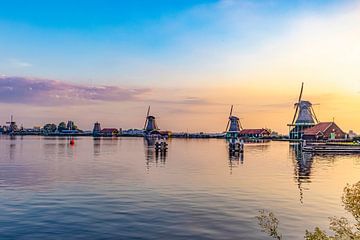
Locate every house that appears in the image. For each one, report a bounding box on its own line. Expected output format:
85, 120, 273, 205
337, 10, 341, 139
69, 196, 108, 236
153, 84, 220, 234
100, 128, 119, 136
302, 122, 345, 140
239, 128, 271, 138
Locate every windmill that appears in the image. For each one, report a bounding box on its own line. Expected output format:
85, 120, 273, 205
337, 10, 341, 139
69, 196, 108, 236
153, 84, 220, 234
225, 105, 242, 139
6, 115, 18, 133
143, 106, 159, 134
288, 83, 318, 139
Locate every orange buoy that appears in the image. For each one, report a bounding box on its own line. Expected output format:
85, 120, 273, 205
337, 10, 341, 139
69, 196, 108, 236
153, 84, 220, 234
70, 138, 75, 145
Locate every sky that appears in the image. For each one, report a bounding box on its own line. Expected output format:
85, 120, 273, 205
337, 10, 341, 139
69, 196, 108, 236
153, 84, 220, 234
0, 0, 359, 133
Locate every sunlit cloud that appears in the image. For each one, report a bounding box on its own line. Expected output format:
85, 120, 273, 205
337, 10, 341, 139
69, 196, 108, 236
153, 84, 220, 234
0, 76, 149, 105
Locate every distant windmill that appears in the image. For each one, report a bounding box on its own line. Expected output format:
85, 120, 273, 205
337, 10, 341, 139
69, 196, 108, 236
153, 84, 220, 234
288, 83, 318, 139
225, 105, 242, 138
143, 106, 159, 133
6, 115, 18, 133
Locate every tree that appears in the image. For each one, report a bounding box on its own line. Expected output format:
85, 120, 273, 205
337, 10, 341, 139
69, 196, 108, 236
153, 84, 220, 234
257, 181, 360, 239
43, 123, 57, 133
58, 122, 66, 132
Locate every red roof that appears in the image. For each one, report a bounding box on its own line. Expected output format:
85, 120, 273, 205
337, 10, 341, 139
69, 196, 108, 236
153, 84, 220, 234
239, 129, 270, 135
100, 128, 118, 133
303, 122, 340, 135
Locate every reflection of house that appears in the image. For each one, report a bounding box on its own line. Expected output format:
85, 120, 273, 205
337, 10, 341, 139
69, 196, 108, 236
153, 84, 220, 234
239, 129, 271, 138
302, 122, 345, 140
100, 128, 119, 136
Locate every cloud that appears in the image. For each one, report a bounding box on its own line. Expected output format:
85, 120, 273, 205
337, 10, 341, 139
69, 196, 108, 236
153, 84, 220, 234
8, 59, 32, 67
146, 96, 208, 105
0, 76, 149, 105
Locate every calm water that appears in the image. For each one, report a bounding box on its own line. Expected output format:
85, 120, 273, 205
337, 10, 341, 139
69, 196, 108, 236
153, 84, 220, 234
0, 136, 360, 239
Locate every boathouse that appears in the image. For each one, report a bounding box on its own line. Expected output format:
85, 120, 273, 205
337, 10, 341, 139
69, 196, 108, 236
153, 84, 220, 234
239, 129, 271, 138
302, 122, 345, 140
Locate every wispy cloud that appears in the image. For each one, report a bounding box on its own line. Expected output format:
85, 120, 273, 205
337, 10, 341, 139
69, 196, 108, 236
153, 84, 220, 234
8, 59, 32, 67
0, 76, 149, 105
146, 96, 208, 105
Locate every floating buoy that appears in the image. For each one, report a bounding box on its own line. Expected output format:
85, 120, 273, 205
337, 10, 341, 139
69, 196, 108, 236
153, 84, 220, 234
70, 138, 75, 145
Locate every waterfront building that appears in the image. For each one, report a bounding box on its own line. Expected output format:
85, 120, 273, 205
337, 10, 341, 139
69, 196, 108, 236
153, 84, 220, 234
61, 129, 79, 134
239, 128, 271, 138
100, 128, 119, 136
302, 122, 346, 140
122, 129, 144, 136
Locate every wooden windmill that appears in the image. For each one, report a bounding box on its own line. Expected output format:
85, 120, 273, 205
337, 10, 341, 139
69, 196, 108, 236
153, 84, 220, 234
288, 83, 318, 139
225, 105, 242, 139
143, 106, 159, 134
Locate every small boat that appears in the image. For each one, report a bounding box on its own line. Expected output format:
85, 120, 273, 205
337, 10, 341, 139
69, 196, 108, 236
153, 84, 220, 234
302, 141, 360, 153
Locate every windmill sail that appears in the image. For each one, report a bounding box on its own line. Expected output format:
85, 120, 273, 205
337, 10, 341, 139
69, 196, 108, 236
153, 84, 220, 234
143, 106, 150, 130
292, 82, 304, 124
225, 105, 233, 132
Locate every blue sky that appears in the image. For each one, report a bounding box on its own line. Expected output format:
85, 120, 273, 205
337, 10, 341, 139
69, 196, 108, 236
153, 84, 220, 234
0, 0, 349, 84
0, 0, 359, 132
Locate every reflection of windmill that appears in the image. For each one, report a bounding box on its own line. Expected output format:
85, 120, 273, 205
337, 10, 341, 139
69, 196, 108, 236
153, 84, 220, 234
225, 105, 243, 139
290, 144, 314, 204
143, 106, 159, 134
287, 83, 318, 139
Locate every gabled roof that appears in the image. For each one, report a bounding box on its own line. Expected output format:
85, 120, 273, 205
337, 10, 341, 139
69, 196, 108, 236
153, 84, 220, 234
101, 128, 118, 133
239, 128, 270, 135
303, 122, 341, 135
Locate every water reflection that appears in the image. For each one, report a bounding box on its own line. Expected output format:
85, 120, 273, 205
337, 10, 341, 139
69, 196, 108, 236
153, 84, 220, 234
290, 143, 315, 203
93, 137, 101, 156
9, 136, 16, 161
144, 139, 167, 170
228, 151, 244, 175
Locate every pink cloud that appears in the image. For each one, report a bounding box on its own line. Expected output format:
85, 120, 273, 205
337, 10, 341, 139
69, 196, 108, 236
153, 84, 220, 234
0, 76, 149, 105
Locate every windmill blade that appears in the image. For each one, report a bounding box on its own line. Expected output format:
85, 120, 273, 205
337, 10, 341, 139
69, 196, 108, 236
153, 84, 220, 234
291, 104, 299, 125
291, 83, 304, 124
298, 82, 304, 103
225, 105, 233, 132
310, 106, 319, 123
143, 106, 150, 130
146, 106, 150, 117
239, 119, 243, 130
229, 105, 233, 117
225, 120, 230, 132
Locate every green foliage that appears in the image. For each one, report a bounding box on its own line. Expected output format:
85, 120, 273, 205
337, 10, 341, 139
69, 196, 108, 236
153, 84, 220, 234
305, 181, 360, 239
256, 210, 282, 239
305, 227, 330, 240
342, 182, 360, 226
43, 123, 57, 132
258, 181, 360, 240
57, 122, 67, 132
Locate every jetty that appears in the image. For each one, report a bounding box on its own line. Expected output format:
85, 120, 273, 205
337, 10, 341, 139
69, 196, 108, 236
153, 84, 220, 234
302, 141, 360, 153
